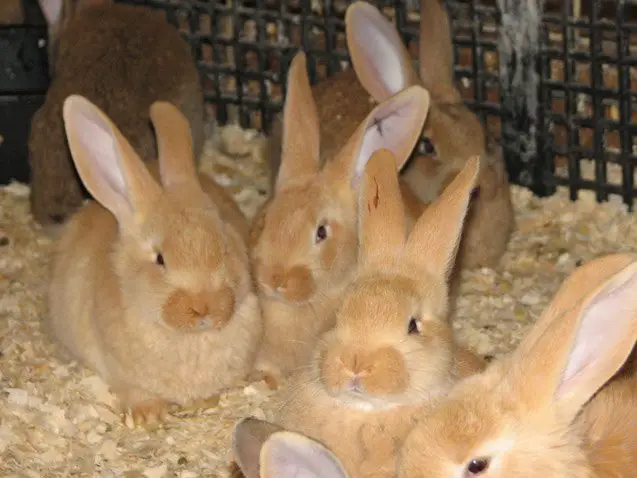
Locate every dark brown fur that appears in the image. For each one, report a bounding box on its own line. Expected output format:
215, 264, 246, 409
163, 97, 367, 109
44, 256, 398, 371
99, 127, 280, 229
29, 1, 204, 226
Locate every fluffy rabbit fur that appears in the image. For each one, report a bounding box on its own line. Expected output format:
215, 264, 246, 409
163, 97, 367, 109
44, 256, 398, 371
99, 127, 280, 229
29, 0, 204, 227
0, 0, 23, 23
399, 253, 637, 478
346, 0, 514, 270
47, 95, 260, 426
250, 52, 431, 388
271, 150, 486, 478
230, 417, 348, 478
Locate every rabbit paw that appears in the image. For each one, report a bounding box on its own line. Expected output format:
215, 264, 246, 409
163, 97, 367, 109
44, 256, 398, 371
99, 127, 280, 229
250, 367, 283, 390
129, 399, 169, 427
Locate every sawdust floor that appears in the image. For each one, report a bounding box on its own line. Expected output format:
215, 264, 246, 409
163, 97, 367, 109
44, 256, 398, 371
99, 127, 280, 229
2, 125, 637, 477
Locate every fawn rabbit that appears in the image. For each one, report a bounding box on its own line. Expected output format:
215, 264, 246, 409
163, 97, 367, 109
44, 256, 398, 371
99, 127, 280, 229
47, 95, 260, 426
29, 0, 204, 227
230, 417, 348, 478
345, 0, 514, 269
399, 253, 637, 478
250, 52, 431, 388
271, 150, 485, 478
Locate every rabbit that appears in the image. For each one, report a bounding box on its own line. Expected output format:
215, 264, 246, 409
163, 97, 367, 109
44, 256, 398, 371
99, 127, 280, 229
47, 95, 260, 426
345, 0, 514, 270
0, 0, 23, 23
250, 51, 432, 390
271, 149, 486, 478
267, 0, 514, 270
230, 417, 348, 478
398, 252, 637, 478
29, 0, 204, 228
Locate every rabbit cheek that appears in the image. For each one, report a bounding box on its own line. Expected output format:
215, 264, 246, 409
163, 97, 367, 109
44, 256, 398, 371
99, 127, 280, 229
360, 347, 408, 397
162, 287, 235, 331
279, 266, 315, 302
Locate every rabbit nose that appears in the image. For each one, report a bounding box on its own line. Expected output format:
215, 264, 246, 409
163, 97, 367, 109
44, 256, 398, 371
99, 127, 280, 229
347, 374, 363, 394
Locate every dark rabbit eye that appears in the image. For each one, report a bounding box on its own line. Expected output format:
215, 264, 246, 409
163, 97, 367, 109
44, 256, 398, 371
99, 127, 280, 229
315, 224, 328, 243
408, 317, 419, 335
155, 253, 165, 267
466, 457, 490, 475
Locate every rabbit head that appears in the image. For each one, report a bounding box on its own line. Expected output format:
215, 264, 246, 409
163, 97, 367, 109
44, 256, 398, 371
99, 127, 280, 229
62, 95, 250, 332
251, 51, 430, 306
232, 417, 348, 478
314, 149, 480, 411
398, 254, 637, 478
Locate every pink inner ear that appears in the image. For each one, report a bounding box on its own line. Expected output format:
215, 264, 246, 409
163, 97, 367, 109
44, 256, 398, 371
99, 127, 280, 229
348, 4, 409, 98
39, 0, 63, 26
353, 100, 417, 180
70, 107, 127, 200
557, 269, 637, 400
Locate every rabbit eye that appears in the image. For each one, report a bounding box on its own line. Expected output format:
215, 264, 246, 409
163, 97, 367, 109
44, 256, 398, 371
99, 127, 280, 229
466, 457, 490, 475
315, 224, 328, 244
155, 253, 165, 267
407, 317, 419, 335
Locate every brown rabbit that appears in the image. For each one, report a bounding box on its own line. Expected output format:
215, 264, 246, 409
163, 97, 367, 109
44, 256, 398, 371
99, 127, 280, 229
271, 151, 485, 478
267, 0, 513, 270
399, 253, 637, 478
47, 95, 259, 426
250, 52, 432, 389
29, 0, 204, 227
0, 0, 24, 23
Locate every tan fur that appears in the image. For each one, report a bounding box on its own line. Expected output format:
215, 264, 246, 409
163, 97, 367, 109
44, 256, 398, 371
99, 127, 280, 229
47, 97, 260, 426
252, 53, 431, 386
346, 0, 513, 269
29, 0, 204, 226
0, 0, 23, 23
399, 254, 637, 478
272, 151, 485, 478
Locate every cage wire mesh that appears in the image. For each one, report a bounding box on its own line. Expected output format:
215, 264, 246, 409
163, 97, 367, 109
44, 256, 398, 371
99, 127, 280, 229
111, 0, 637, 207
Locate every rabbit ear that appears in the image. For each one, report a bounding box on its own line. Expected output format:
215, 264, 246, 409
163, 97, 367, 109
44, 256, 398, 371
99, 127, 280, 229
507, 258, 637, 420
260, 431, 348, 478
327, 85, 430, 187
149, 101, 199, 189
418, 0, 459, 101
275, 51, 320, 192
514, 254, 637, 361
358, 149, 406, 269
62, 95, 161, 227
38, 0, 63, 26
232, 418, 284, 478
403, 156, 480, 279
346, 1, 418, 103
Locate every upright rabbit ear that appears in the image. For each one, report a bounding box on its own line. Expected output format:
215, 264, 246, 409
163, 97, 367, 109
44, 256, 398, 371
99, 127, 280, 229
418, 0, 459, 101
403, 156, 480, 280
327, 85, 430, 187
260, 431, 348, 478
275, 51, 321, 192
505, 258, 637, 420
514, 254, 637, 360
149, 101, 199, 190
62, 95, 161, 227
358, 149, 406, 270
38, 0, 63, 26
232, 418, 284, 478
346, 1, 419, 102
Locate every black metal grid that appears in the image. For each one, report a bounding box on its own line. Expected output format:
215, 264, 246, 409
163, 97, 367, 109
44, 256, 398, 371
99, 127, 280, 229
3, 0, 637, 208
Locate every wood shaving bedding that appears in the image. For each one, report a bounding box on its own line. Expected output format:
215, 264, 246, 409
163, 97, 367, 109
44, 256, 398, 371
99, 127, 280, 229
1, 126, 636, 477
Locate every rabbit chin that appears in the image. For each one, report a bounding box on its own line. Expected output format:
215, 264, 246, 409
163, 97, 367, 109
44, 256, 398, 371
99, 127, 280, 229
325, 388, 409, 412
